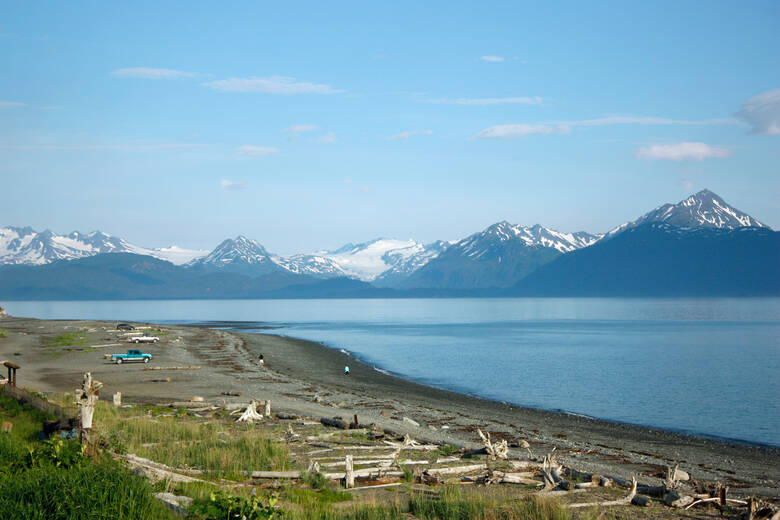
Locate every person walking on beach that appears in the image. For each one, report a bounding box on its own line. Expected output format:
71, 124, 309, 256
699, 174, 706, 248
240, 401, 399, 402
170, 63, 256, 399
344, 365, 350, 376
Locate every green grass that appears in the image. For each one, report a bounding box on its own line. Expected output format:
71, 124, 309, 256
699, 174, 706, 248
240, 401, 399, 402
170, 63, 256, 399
0, 390, 55, 442
0, 393, 176, 520
94, 401, 290, 479
0, 457, 177, 519
48, 332, 88, 348
0, 328, 7, 338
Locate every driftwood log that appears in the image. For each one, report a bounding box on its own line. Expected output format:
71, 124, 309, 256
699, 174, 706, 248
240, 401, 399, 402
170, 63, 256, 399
321, 417, 349, 429
569, 476, 638, 508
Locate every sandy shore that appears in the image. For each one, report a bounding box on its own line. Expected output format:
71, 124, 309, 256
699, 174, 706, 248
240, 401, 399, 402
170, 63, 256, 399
1, 314, 778, 499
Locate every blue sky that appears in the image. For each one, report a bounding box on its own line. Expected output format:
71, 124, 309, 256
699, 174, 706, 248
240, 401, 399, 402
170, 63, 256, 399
1, 1, 778, 254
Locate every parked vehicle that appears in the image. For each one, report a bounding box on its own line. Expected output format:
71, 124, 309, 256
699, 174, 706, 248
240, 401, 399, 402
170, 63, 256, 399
129, 335, 159, 343
110, 349, 152, 364
116, 323, 135, 331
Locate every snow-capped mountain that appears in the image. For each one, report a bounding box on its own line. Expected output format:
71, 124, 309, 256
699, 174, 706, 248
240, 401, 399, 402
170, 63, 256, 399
186, 236, 449, 281
604, 189, 769, 239
457, 222, 602, 255
397, 222, 602, 290
186, 236, 283, 276
0, 226, 205, 266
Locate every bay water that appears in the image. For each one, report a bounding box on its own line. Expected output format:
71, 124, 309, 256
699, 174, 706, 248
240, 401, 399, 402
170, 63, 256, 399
4, 298, 778, 446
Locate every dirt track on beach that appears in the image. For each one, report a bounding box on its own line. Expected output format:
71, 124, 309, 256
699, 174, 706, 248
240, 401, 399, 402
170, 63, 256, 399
1, 315, 778, 499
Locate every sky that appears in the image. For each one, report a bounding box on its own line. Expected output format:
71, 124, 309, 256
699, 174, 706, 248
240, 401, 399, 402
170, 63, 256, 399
1, 1, 778, 255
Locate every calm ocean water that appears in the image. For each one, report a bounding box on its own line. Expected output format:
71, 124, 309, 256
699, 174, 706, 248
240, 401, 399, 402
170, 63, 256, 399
5, 298, 779, 446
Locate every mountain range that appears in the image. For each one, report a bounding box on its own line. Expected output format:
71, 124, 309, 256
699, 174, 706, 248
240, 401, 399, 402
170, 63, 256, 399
0, 189, 777, 298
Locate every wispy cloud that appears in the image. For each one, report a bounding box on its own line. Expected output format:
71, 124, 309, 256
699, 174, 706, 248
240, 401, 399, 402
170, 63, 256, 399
480, 55, 504, 62
203, 76, 343, 94
735, 89, 780, 135
553, 115, 737, 127
316, 131, 336, 143
387, 129, 434, 140
473, 124, 570, 140
112, 67, 196, 80
0, 101, 63, 110
636, 142, 733, 161
474, 114, 739, 140
421, 96, 543, 106
0, 143, 206, 151
284, 124, 319, 135
236, 145, 279, 157
220, 179, 247, 191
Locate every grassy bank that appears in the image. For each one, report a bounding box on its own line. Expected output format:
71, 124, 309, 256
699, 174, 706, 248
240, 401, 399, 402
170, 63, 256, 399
0, 390, 176, 519
0, 390, 632, 519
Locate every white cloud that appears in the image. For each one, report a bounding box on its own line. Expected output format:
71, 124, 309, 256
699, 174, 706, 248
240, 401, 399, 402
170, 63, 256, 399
473, 124, 570, 139
480, 55, 504, 62
421, 96, 543, 106
0, 101, 27, 108
387, 129, 434, 140
679, 179, 694, 190
735, 89, 780, 135
635, 142, 733, 161
112, 67, 196, 80
203, 76, 343, 94
0, 143, 205, 151
316, 131, 336, 143
220, 179, 247, 191
284, 124, 319, 135
236, 145, 279, 157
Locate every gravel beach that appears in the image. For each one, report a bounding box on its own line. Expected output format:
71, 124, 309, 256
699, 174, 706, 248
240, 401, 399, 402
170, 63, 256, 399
1, 314, 778, 499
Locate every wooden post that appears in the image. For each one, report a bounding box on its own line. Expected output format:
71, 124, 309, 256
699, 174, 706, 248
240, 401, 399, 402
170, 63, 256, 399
345, 455, 354, 488
264, 400, 271, 418
75, 372, 102, 447
3, 362, 19, 387
113, 392, 122, 407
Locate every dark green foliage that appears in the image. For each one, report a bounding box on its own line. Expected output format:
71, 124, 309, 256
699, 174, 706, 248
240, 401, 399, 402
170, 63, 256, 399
188, 490, 279, 519
438, 443, 461, 457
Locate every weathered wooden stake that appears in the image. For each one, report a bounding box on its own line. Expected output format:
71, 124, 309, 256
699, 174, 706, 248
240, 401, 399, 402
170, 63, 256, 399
113, 392, 122, 407
75, 372, 102, 447
345, 455, 355, 488
264, 400, 271, 417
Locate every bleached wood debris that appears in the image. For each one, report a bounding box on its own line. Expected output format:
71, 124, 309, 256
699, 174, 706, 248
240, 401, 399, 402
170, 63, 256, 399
477, 428, 508, 460
236, 400, 264, 422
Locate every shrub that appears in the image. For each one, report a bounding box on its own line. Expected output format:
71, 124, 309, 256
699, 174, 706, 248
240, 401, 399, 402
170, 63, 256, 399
188, 490, 279, 520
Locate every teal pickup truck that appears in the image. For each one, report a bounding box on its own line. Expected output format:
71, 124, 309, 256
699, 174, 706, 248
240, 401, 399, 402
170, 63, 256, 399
111, 349, 153, 364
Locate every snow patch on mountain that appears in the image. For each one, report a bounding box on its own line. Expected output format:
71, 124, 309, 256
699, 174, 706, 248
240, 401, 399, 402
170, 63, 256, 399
309, 238, 447, 281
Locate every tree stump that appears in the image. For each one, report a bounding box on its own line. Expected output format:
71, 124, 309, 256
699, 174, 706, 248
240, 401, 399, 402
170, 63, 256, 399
75, 372, 102, 449
236, 400, 264, 422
